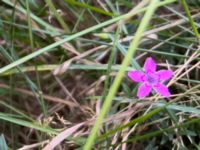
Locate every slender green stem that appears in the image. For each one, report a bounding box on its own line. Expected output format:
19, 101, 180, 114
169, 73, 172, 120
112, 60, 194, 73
46, 0, 70, 33
25, 0, 34, 48
180, 0, 200, 40
64, 0, 114, 16
0, 101, 34, 121
25, 0, 47, 116
83, 0, 159, 149
102, 29, 121, 100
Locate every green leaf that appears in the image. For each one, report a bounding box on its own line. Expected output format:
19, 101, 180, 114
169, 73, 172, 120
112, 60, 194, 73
0, 113, 57, 135
0, 134, 8, 150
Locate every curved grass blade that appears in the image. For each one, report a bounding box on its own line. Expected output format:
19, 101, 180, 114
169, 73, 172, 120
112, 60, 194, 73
0, 113, 57, 135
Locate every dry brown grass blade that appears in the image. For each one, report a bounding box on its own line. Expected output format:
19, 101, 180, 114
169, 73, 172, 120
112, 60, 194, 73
119, 12, 200, 43
53, 59, 73, 75
0, 83, 76, 107
42, 123, 84, 150
53, 45, 106, 75
144, 12, 200, 36
54, 37, 80, 55
17, 140, 49, 150
168, 51, 200, 86
53, 33, 157, 76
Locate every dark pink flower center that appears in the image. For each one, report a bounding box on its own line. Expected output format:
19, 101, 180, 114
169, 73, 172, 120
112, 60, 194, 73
146, 73, 158, 85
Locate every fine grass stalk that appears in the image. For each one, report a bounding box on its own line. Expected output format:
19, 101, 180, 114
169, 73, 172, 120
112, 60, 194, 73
180, 0, 200, 40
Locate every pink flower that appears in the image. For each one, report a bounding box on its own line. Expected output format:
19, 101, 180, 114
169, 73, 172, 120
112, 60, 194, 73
128, 57, 173, 98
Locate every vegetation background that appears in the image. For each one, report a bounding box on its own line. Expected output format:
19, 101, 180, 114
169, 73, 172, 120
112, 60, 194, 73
0, 0, 200, 149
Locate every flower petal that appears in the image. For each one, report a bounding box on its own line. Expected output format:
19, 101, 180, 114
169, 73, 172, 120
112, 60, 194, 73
137, 83, 152, 98
144, 57, 157, 73
153, 83, 171, 97
128, 71, 146, 82
157, 70, 173, 81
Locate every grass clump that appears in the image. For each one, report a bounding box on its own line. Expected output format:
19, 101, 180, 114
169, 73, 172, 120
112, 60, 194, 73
0, 0, 200, 149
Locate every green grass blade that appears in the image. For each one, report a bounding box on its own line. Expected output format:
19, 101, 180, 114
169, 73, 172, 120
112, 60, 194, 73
0, 101, 34, 121
0, 64, 133, 76
0, 134, 8, 150
0, 113, 57, 135
180, 0, 200, 40
25, 0, 47, 116
101, 28, 121, 100
124, 117, 200, 144
64, 0, 114, 17
83, 0, 159, 149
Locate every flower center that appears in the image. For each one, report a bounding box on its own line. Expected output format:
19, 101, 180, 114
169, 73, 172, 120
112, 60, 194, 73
146, 73, 158, 85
